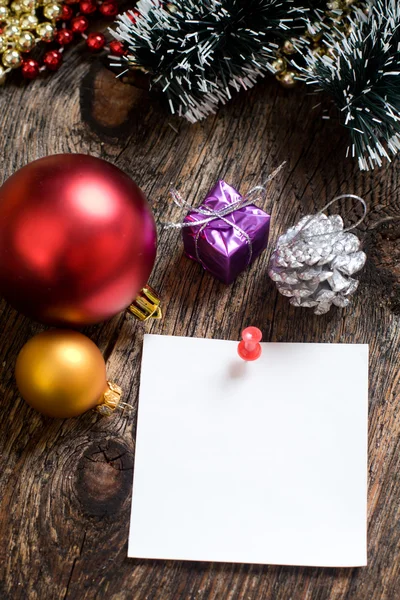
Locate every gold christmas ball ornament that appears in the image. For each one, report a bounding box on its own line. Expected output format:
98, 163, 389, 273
15, 330, 123, 418
36, 21, 54, 41
2, 49, 21, 68
0, 5, 9, 18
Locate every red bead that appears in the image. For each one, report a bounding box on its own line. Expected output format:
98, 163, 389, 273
43, 50, 62, 71
99, 1, 118, 17
21, 59, 40, 80
86, 32, 106, 51
56, 29, 73, 45
60, 4, 73, 19
127, 10, 138, 23
80, 0, 97, 14
71, 15, 89, 33
64, 0, 80, 4
109, 40, 126, 56
238, 327, 262, 361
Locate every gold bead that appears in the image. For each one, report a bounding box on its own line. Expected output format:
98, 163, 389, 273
0, 65, 6, 85
0, 35, 4, 53
282, 40, 296, 55
312, 45, 326, 58
343, 23, 353, 36
310, 32, 323, 43
3, 24, 21, 39
20, 0, 37, 10
10, 0, 24, 13
271, 57, 287, 74
19, 13, 39, 29
276, 70, 297, 89
36, 21, 55, 41
0, 0, 9, 5
16, 30, 35, 52
0, 5, 9, 18
326, 47, 336, 60
43, 2, 62, 20
2, 49, 22, 69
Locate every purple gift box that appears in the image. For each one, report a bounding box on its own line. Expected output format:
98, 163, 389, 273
182, 180, 271, 284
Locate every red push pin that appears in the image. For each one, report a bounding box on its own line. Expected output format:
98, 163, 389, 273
238, 326, 262, 361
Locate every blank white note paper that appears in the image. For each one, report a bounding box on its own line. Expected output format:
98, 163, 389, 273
129, 335, 368, 567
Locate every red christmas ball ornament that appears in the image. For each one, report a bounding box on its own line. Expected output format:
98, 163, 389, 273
109, 40, 126, 56
0, 154, 157, 327
71, 16, 89, 33
21, 58, 40, 79
61, 4, 73, 19
80, 0, 97, 14
99, 1, 118, 18
43, 50, 63, 71
56, 29, 74, 45
86, 32, 106, 51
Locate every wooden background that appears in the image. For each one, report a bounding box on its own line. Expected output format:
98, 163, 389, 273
0, 42, 399, 600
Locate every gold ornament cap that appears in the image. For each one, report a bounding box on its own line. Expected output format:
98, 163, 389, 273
128, 285, 162, 321
96, 381, 123, 416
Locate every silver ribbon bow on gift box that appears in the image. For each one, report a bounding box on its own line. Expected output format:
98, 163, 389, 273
165, 163, 286, 269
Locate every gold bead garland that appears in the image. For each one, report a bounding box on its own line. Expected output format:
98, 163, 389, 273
0, 0, 120, 83
0, 0, 60, 83
272, 0, 361, 88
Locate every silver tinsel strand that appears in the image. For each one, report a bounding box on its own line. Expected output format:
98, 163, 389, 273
268, 211, 367, 315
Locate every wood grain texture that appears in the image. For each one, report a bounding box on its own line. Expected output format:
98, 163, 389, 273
0, 47, 399, 600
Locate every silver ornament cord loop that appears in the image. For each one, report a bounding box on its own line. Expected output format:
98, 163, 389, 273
318, 194, 367, 233
280, 194, 368, 249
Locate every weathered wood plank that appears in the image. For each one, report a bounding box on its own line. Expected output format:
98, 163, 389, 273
0, 49, 399, 600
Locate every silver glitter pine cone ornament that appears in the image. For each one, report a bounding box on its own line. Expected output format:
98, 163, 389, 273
268, 201, 367, 315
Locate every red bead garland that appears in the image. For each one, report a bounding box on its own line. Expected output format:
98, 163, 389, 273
86, 32, 106, 51
0, 0, 123, 83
